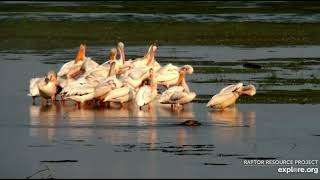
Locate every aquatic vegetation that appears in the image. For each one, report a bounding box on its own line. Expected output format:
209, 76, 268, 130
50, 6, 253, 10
257, 77, 320, 85
241, 57, 320, 62
2, 20, 320, 49
267, 72, 278, 81
190, 78, 240, 84
114, 142, 216, 156
1, 1, 320, 14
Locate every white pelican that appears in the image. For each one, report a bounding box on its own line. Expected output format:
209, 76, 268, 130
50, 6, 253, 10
206, 83, 256, 110
135, 68, 158, 110
159, 66, 196, 109
37, 71, 59, 105
155, 64, 193, 89
28, 71, 63, 104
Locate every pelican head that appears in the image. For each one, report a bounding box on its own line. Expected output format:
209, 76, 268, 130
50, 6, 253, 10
117, 42, 124, 49
108, 48, 117, 61
47, 70, 57, 82
240, 84, 256, 96
152, 45, 157, 53
179, 65, 193, 75
44, 77, 50, 84
146, 43, 157, 56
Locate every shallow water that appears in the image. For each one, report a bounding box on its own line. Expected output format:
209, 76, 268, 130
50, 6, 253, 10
3, 45, 320, 62
1, 99, 320, 178
0, 45, 319, 178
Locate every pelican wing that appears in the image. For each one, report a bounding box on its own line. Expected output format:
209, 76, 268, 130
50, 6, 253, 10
240, 84, 256, 96
109, 90, 134, 103
129, 67, 149, 80
28, 77, 44, 96
132, 57, 147, 67
65, 84, 95, 96
94, 85, 113, 98
159, 86, 184, 103
57, 60, 83, 77
136, 86, 154, 107
219, 83, 243, 94
85, 65, 109, 78
81, 57, 99, 72
61, 77, 95, 96
104, 87, 131, 102
170, 92, 186, 101
67, 93, 95, 103
155, 70, 179, 82
206, 92, 235, 107
157, 63, 179, 74
177, 92, 196, 104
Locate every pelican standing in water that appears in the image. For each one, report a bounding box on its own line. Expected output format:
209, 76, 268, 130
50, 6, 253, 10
37, 71, 59, 105
206, 83, 256, 110
135, 68, 158, 110
159, 66, 196, 109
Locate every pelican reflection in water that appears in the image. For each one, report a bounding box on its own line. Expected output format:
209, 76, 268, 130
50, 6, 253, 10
208, 107, 256, 144
29, 99, 197, 146
29, 104, 62, 140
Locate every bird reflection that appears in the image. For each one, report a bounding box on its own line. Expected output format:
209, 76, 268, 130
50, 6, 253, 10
209, 107, 256, 127
28, 101, 200, 146
29, 103, 62, 140
208, 107, 256, 143
158, 103, 195, 121
29, 103, 62, 125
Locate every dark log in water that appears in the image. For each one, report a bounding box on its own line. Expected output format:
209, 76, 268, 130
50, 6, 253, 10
243, 62, 262, 69
178, 120, 201, 126
40, 160, 78, 163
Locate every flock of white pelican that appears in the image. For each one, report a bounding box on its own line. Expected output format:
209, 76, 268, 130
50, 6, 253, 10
28, 42, 256, 111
